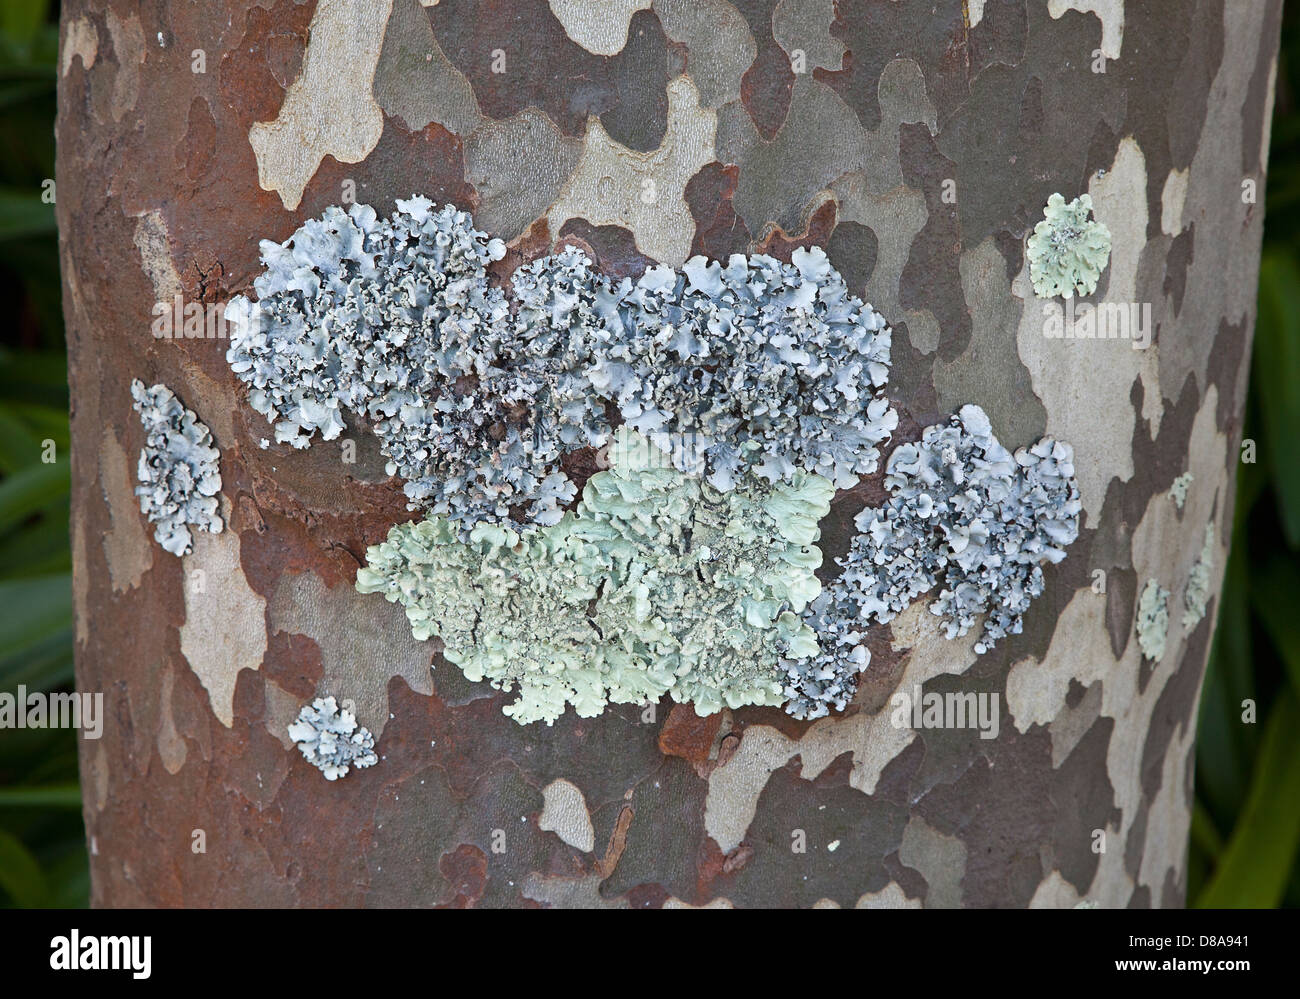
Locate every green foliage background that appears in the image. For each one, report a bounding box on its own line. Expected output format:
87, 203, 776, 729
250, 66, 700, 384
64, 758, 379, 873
0, 1, 1295, 908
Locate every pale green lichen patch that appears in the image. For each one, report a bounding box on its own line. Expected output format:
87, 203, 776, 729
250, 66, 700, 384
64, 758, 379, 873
1182, 525, 1215, 629
356, 428, 833, 724
1170, 471, 1193, 510
1136, 578, 1170, 662
1027, 193, 1112, 299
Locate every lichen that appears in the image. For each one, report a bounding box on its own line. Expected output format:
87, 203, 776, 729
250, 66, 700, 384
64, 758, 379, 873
1170, 471, 1193, 510
1027, 193, 1112, 299
603, 247, 897, 490
224, 199, 602, 529
287, 695, 378, 780
1136, 578, 1170, 662
794, 405, 1081, 718
130, 379, 223, 557
228, 197, 1091, 727
356, 427, 832, 725
227, 201, 895, 529
1182, 525, 1214, 629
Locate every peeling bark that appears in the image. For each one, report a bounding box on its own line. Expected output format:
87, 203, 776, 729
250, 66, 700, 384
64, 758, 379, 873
59, 0, 1279, 907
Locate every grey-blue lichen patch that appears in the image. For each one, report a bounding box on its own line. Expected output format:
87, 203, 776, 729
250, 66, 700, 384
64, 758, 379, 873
287, 695, 378, 780
130, 379, 223, 557
226, 201, 896, 530
224, 199, 602, 529
1136, 578, 1170, 662
356, 428, 832, 725
1182, 525, 1215, 629
1027, 193, 1112, 299
1170, 471, 1193, 510
603, 247, 896, 490
794, 405, 1081, 719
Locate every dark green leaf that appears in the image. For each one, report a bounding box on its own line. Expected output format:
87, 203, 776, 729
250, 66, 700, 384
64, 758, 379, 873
1254, 251, 1300, 547
0, 574, 70, 663
0, 827, 46, 907
0, 454, 67, 531
1195, 689, 1300, 908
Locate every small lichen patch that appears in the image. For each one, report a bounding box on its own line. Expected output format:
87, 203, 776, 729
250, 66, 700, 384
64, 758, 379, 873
1136, 578, 1170, 662
287, 695, 378, 780
793, 405, 1081, 719
131, 380, 223, 557
1170, 471, 1193, 511
1182, 525, 1215, 629
356, 428, 833, 725
1027, 193, 1112, 299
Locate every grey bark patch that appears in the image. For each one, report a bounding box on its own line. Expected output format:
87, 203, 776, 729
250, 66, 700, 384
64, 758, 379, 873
934, 238, 1046, 448
717, 754, 907, 908
597, 9, 669, 152
374, 0, 482, 136
538, 778, 596, 852
180, 530, 268, 728
464, 109, 581, 240
1048, 714, 1118, 892
270, 571, 434, 739
599, 758, 706, 901
898, 813, 967, 908
719, 60, 934, 237
651, 0, 756, 110
1105, 566, 1137, 659
825, 220, 877, 296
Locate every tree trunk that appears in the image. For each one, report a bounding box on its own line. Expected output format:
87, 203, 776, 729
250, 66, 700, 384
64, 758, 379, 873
57, 0, 1280, 907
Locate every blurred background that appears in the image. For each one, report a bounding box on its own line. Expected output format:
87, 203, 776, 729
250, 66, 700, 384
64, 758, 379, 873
0, 1, 1296, 908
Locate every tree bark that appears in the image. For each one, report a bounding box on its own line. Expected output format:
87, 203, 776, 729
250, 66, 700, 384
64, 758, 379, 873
58, 0, 1280, 907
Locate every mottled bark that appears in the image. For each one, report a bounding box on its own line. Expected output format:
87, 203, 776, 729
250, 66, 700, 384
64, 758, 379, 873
58, 0, 1279, 907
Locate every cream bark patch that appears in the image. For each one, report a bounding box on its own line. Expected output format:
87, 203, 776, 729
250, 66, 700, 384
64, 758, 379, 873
546, 75, 716, 266
538, 779, 596, 852
548, 0, 651, 56
179, 529, 268, 727
248, 0, 394, 210
99, 427, 153, 593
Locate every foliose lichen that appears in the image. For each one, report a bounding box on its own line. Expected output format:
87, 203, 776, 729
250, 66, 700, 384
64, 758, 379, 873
130, 379, 223, 557
1027, 193, 1112, 299
229, 197, 1090, 727
1170, 471, 1193, 511
1182, 524, 1215, 629
287, 695, 378, 780
356, 427, 832, 725
227, 201, 895, 529
601, 248, 897, 490
1136, 578, 1170, 662
794, 405, 1081, 718
225, 199, 601, 529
